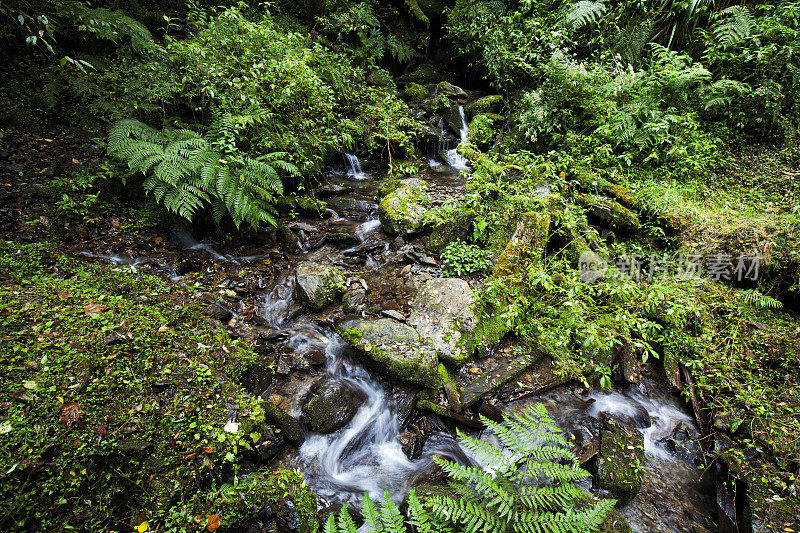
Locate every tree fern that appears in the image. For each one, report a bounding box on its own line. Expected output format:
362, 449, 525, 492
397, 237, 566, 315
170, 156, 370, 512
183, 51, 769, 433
712, 6, 755, 47
325, 404, 614, 533
108, 115, 297, 229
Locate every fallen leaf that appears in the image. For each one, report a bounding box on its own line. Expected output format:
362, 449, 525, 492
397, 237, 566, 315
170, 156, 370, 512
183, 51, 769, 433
84, 303, 107, 316
59, 402, 84, 427
157, 326, 170, 334
207, 514, 221, 532
22, 381, 37, 390
71, 158, 81, 165
154, 237, 163, 245
0, 421, 12, 435
134, 521, 149, 532
56, 289, 71, 300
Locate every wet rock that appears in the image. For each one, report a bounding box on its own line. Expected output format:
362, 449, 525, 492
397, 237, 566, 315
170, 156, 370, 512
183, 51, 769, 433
408, 278, 476, 365
277, 226, 302, 253
241, 363, 273, 397
442, 101, 466, 137
263, 400, 304, 445
336, 317, 440, 389
437, 363, 462, 412
600, 508, 632, 533
342, 288, 366, 314
325, 196, 374, 215
315, 184, 354, 198
326, 232, 359, 245
436, 81, 468, 100
378, 178, 429, 236
595, 420, 645, 506
204, 302, 233, 322
300, 377, 366, 434
294, 262, 345, 310
287, 222, 318, 233
426, 211, 475, 253
662, 346, 682, 390
465, 94, 503, 117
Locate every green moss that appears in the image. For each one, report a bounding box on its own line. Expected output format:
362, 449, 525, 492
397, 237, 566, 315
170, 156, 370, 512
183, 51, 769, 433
0, 242, 264, 531
377, 178, 430, 235
596, 421, 645, 506
404, 82, 430, 103
214, 469, 318, 532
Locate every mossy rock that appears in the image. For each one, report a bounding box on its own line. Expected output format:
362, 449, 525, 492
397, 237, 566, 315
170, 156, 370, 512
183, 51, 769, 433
601, 508, 632, 532
378, 178, 430, 235
596, 421, 645, 506
294, 262, 346, 310
262, 400, 305, 445
366, 69, 394, 87
407, 63, 442, 84
404, 0, 430, 27
408, 278, 476, 365
575, 194, 640, 231
301, 377, 366, 434
426, 211, 476, 253
404, 82, 431, 103
336, 317, 440, 388
441, 101, 466, 136
436, 81, 468, 99
494, 211, 551, 277
465, 94, 503, 117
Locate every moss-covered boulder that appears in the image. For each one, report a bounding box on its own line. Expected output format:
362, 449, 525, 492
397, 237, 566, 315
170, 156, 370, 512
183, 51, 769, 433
300, 377, 366, 433
408, 278, 476, 365
336, 317, 440, 388
262, 399, 305, 445
427, 211, 476, 253
366, 69, 394, 87
294, 262, 345, 310
436, 81, 468, 99
494, 211, 551, 276
575, 194, 640, 231
465, 94, 503, 117
404, 82, 430, 103
442, 101, 466, 136
378, 178, 429, 235
596, 421, 645, 506
407, 62, 442, 84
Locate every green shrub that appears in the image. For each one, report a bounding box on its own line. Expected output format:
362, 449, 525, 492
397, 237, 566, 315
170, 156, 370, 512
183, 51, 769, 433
441, 241, 493, 277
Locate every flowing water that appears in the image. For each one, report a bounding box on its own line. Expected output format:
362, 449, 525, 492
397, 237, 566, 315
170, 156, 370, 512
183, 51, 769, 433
344, 153, 369, 180
442, 105, 470, 171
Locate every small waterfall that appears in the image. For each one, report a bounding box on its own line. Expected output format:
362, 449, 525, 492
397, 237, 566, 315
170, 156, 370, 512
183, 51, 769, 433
355, 218, 382, 241
344, 153, 368, 180
441, 106, 470, 171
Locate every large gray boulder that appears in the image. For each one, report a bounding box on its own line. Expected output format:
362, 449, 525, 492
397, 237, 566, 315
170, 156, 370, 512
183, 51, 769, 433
294, 262, 345, 310
336, 317, 439, 389
408, 278, 476, 365
378, 178, 429, 236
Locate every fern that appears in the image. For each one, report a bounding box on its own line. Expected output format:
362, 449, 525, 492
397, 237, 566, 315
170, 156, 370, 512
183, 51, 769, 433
325, 404, 614, 533
739, 289, 783, 309
712, 6, 755, 47
63, 2, 156, 54
559, 0, 606, 31
108, 115, 296, 229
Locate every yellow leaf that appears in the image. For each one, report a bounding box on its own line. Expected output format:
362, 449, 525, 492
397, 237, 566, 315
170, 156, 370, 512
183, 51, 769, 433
157, 326, 170, 334
154, 237, 163, 245
71, 158, 81, 165
135, 521, 149, 532
57, 396, 64, 404
22, 381, 37, 390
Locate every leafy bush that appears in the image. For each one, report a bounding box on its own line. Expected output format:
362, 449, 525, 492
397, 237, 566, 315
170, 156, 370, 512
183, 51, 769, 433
324, 404, 614, 533
441, 241, 493, 277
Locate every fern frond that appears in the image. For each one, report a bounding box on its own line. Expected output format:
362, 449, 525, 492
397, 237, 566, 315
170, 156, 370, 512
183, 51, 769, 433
559, 0, 606, 30
712, 6, 755, 47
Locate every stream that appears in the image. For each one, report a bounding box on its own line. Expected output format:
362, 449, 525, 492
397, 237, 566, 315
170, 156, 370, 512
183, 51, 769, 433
87, 145, 718, 530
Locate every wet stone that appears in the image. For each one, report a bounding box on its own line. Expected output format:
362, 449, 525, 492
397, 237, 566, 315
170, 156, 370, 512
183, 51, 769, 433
203, 302, 232, 322
595, 420, 645, 506
301, 377, 366, 434
294, 262, 345, 310
342, 288, 366, 314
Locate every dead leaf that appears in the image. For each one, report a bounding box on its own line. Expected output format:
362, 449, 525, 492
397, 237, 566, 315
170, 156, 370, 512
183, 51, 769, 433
154, 237, 163, 245
57, 290, 71, 300
22, 380, 37, 390
71, 158, 81, 165
207, 514, 221, 532
59, 402, 84, 427
157, 326, 170, 334
84, 303, 107, 316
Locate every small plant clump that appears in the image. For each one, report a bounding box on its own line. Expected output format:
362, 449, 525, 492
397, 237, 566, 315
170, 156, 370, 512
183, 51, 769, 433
441, 241, 493, 277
